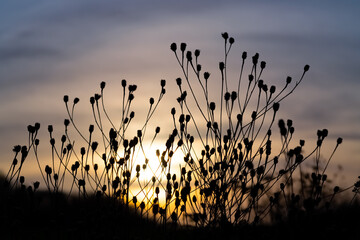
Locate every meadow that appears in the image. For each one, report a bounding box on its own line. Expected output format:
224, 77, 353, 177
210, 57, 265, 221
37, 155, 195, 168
1, 32, 360, 239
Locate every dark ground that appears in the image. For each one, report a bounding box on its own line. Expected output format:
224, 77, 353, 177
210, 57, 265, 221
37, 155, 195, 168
1, 182, 360, 240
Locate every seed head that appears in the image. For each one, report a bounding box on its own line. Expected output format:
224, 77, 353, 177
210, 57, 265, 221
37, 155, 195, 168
194, 49, 200, 57
210, 102, 216, 111
242, 51, 247, 60
204, 72, 210, 80
13, 145, 21, 153
270, 85, 276, 94
45, 165, 52, 175
90, 96, 95, 105
161, 79, 166, 87
33, 181, 40, 190
219, 62, 225, 71
149, 97, 154, 105
229, 37, 235, 44
64, 119, 70, 127
304, 65, 310, 72
170, 43, 177, 52
260, 61, 266, 69
130, 111, 135, 118
273, 102, 280, 112
121, 79, 127, 87
180, 43, 187, 52
186, 51, 192, 61
221, 32, 229, 40
231, 91, 237, 101
248, 74, 254, 82
224, 92, 230, 101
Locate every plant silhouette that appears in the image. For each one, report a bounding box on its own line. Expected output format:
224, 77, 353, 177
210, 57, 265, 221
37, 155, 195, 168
2, 32, 360, 239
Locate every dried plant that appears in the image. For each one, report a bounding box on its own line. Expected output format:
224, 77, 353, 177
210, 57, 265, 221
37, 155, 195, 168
2, 33, 359, 235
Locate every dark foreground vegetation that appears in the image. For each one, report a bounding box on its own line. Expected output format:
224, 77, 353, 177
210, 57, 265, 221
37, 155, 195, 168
1, 32, 360, 239
1, 179, 360, 240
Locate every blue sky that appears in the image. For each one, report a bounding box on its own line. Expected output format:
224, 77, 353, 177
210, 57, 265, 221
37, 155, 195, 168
1, 0, 359, 185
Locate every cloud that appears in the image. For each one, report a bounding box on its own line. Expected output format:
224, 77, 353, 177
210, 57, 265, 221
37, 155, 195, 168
0, 45, 60, 62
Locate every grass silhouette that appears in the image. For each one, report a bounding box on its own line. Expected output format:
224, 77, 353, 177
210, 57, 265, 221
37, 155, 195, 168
1, 32, 360, 239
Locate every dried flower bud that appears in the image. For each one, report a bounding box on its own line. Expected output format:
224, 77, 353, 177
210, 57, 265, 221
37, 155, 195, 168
260, 61, 266, 69
286, 76, 292, 84
180, 43, 187, 52
197, 64, 201, 72
161, 79, 166, 87
194, 49, 200, 57
322, 129, 328, 138
237, 114, 242, 123
149, 97, 154, 105
78, 179, 85, 187
219, 62, 225, 71
229, 37, 234, 44
33, 181, 40, 190
248, 74, 254, 82
304, 65, 310, 72
91, 142, 98, 151
137, 130, 142, 138
64, 119, 70, 127
27, 125, 35, 134
221, 32, 229, 40
90, 96, 95, 105
204, 72, 210, 80
73, 98, 79, 104
155, 186, 160, 195
13, 145, 21, 153
210, 102, 216, 111
129, 84, 137, 92
45, 165, 52, 175
20, 176, 25, 184
252, 53, 259, 65
273, 102, 280, 112
337, 137, 343, 145
100, 81, 106, 89
121, 79, 127, 87
224, 92, 230, 101
231, 91, 237, 101
48, 125, 53, 133
242, 51, 247, 60
186, 51, 192, 61
176, 77, 182, 86
170, 43, 177, 52
63, 95, 69, 103
270, 85, 276, 94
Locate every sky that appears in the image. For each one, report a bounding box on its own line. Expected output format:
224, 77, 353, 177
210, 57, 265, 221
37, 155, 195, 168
1, 0, 360, 187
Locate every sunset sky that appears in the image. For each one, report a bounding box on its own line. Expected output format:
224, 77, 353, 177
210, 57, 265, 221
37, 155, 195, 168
1, 0, 359, 186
